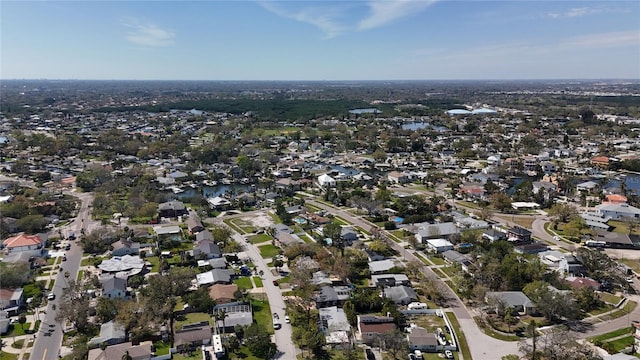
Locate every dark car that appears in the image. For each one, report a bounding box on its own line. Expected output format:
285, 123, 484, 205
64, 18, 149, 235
365, 348, 375, 360
272, 280, 278, 286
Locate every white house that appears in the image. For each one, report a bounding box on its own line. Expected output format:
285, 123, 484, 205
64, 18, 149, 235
317, 174, 336, 188
2, 234, 44, 253
597, 203, 640, 220
425, 239, 454, 253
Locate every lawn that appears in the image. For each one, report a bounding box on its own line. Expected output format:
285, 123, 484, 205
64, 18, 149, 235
599, 292, 623, 305
429, 256, 446, 266
599, 301, 637, 321
619, 258, 640, 273
604, 335, 635, 353
6, 323, 31, 336
234, 277, 254, 290
229, 218, 257, 234
231, 346, 262, 360
251, 298, 273, 335
77, 270, 84, 281
258, 244, 281, 259
253, 277, 263, 287
174, 312, 213, 330
0, 352, 18, 360
146, 256, 160, 272
152, 341, 171, 355
172, 352, 202, 360
589, 326, 633, 343
248, 233, 272, 244
494, 214, 535, 229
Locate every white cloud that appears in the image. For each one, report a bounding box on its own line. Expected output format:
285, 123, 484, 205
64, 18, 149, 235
546, 6, 628, 19
259, 0, 438, 38
561, 30, 640, 49
258, 1, 346, 38
357, 0, 437, 31
124, 20, 175, 47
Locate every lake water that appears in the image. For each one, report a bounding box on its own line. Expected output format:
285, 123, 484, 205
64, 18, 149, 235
607, 174, 640, 195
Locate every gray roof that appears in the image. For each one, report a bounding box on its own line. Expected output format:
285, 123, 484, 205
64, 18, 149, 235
89, 320, 125, 345
368, 259, 396, 273
416, 222, 459, 238
102, 277, 127, 292
158, 200, 186, 211
486, 291, 533, 308
318, 306, 351, 332
408, 327, 437, 347
383, 285, 418, 304
196, 229, 214, 242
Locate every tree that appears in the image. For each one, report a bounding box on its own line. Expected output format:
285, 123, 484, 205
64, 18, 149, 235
18, 313, 26, 332
210, 224, 233, 248
273, 259, 284, 273
548, 203, 578, 224
323, 222, 342, 242
490, 193, 512, 213
374, 330, 408, 360
55, 279, 91, 332
245, 323, 277, 358
503, 308, 517, 333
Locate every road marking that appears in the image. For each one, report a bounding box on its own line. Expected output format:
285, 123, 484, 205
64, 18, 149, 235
42, 348, 47, 360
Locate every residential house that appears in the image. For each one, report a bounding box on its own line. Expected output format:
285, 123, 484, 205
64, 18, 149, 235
315, 285, 351, 308
382, 285, 418, 305
196, 229, 214, 242
0, 311, 9, 335
317, 174, 336, 188
441, 250, 473, 272
425, 239, 455, 253
208, 284, 238, 304
153, 225, 182, 242
207, 196, 232, 210
370, 274, 411, 288
158, 200, 188, 218
485, 291, 535, 315
541, 161, 558, 173
591, 156, 611, 169
0, 288, 23, 314
193, 239, 222, 259
213, 302, 253, 331
482, 228, 507, 242
368, 259, 396, 274
87, 341, 153, 360
174, 323, 212, 350
387, 171, 410, 184
459, 184, 486, 200
196, 269, 233, 286
507, 227, 532, 243
2, 234, 44, 253
596, 203, 640, 220
407, 327, 438, 353
318, 306, 352, 346
357, 315, 397, 345
89, 320, 126, 346
576, 180, 599, 193
111, 239, 140, 257
340, 227, 358, 243
415, 222, 459, 242
514, 242, 548, 255
186, 216, 205, 234
101, 277, 128, 299
565, 276, 601, 290
532, 181, 558, 196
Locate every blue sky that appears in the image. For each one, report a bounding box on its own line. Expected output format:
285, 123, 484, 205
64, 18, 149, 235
2, 1, 639, 80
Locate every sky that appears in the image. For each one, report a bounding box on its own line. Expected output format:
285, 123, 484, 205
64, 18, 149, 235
1, 0, 639, 81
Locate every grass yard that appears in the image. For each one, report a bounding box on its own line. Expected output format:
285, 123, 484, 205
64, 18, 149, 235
603, 335, 635, 353
231, 346, 262, 360
229, 218, 257, 234
305, 204, 322, 212
599, 301, 637, 321
258, 244, 281, 259
77, 270, 84, 281
599, 292, 624, 305
619, 258, 640, 273
248, 233, 272, 244
152, 341, 171, 355
174, 312, 213, 330
251, 298, 274, 334
414, 252, 434, 266
172, 352, 202, 360
253, 277, 263, 287
6, 323, 31, 336
589, 326, 633, 343
146, 256, 160, 272
429, 256, 446, 266
494, 214, 535, 229
441, 266, 459, 277
0, 352, 18, 360
234, 277, 254, 290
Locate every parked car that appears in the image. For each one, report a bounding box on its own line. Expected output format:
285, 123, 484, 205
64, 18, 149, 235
64, 243, 71, 250
273, 313, 279, 320
408, 354, 416, 360
365, 349, 375, 360
272, 280, 278, 286
273, 322, 281, 330
47, 293, 55, 300
444, 350, 454, 359
285, 315, 290, 323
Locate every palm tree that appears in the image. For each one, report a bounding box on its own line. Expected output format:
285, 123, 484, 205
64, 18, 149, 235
214, 310, 227, 334
122, 350, 133, 360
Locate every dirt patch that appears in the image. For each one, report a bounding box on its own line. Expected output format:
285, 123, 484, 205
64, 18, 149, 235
241, 212, 275, 228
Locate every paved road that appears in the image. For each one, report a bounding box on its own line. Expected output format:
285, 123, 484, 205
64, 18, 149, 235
306, 200, 522, 359
30, 190, 94, 360
224, 227, 298, 360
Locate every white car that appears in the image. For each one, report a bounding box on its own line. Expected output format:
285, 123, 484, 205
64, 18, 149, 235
47, 293, 55, 300
284, 315, 290, 323
444, 350, 454, 359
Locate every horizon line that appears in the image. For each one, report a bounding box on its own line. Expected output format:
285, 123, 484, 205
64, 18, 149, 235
2, 78, 639, 82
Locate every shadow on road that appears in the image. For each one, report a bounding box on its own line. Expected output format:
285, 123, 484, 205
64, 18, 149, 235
566, 320, 595, 333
